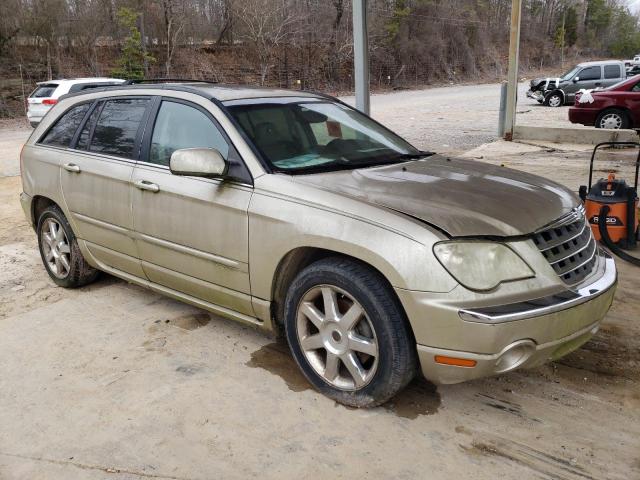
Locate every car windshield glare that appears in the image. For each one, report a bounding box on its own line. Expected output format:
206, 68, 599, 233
226, 100, 421, 173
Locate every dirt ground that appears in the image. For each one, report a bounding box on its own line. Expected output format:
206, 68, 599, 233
1, 84, 639, 480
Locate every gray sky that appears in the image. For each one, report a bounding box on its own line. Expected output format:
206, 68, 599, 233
627, 0, 640, 13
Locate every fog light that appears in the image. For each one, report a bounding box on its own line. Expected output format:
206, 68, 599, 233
495, 340, 536, 373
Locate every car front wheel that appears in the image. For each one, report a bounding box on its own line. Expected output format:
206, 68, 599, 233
284, 257, 417, 407
37, 205, 100, 288
544, 92, 563, 107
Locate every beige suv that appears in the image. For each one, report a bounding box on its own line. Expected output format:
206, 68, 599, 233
20, 82, 617, 407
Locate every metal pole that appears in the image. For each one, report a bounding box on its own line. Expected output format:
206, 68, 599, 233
504, 0, 522, 140
498, 82, 508, 137
353, 0, 370, 115
560, 9, 565, 69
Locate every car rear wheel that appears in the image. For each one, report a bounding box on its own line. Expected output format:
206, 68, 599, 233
544, 92, 563, 107
37, 205, 100, 288
284, 257, 417, 408
595, 109, 630, 129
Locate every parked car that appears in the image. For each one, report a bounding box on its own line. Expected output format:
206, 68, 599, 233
627, 64, 640, 77
527, 60, 626, 107
19, 82, 617, 407
27, 78, 124, 127
569, 74, 640, 129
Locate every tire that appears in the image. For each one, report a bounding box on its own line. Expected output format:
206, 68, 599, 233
283, 257, 417, 408
543, 91, 563, 107
36, 204, 99, 288
595, 109, 630, 129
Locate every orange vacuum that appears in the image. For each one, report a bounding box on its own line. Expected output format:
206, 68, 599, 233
579, 142, 640, 266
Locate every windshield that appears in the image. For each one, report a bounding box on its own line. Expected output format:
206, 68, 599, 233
561, 66, 580, 81
226, 100, 421, 173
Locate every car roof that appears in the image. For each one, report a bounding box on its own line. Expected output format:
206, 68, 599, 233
577, 60, 623, 67
61, 82, 325, 103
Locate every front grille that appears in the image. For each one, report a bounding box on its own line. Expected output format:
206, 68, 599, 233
532, 206, 598, 286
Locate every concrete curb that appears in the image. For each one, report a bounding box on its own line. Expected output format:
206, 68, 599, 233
513, 125, 639, 145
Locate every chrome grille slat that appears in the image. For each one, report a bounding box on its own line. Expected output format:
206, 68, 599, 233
554, 238, 597, 275
548, 235, 594, 266
537, 221, 588, 253
533, 207, 598, 286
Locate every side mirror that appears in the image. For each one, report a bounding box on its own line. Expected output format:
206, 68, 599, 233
573, 77, 579, 83
579, 185, 588, 201
169, 148, 227, 178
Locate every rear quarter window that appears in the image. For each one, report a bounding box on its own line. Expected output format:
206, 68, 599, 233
30, 84, 59, 98
39, 103, 91, 148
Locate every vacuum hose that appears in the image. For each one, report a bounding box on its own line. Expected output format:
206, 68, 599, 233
598, 205, 640, 266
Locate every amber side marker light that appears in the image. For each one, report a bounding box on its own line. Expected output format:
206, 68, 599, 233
434, 355, 477, 368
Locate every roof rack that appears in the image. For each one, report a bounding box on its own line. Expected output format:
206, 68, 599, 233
123, 78, 218, 85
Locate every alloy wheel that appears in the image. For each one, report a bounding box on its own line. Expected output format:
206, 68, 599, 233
295, 285, 379, 391
599, 113, 623, 129
41, 218, 71, 279
548, 95, 562, 107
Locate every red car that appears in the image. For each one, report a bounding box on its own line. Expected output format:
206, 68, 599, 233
569, 75, 640, 129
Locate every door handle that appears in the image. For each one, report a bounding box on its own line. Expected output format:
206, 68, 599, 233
134, 180, 160, 193
62, 163, 80, 173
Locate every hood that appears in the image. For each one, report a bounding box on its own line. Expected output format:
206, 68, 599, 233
531, 77, 563, 90
294, 156, 579, 237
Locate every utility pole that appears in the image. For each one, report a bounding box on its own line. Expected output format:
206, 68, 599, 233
560, 9, 566, 69
352, 0, 370, 115
504, 0, 522, 140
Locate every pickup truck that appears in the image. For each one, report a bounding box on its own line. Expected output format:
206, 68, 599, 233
526, 60, 626, 107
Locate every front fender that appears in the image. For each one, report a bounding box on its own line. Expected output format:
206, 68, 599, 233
248, 187, 458, 300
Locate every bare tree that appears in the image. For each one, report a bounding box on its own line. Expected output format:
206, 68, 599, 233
159, 0, 185, 76
234, 0, 298, 85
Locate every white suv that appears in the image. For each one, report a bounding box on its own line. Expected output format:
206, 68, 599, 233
27, 78, 124, 127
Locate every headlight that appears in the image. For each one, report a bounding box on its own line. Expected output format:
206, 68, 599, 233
433, 241, 534, 292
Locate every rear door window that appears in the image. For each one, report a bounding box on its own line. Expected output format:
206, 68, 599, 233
604, 65, 622, 79
39, 103, 91, 148
30, 84, 59, 98
579, 67, 601, 81
89, 98, 149, 159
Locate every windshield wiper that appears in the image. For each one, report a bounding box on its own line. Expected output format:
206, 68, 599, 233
394, 151, 435, 160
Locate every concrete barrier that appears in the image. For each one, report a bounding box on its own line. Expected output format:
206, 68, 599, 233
513, 125, 639, 144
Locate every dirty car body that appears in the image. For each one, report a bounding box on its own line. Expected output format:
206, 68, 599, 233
19, 83, 617, 406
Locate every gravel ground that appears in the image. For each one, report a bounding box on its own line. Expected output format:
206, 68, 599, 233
1, 84, 638, 480
342, 81, 585, 154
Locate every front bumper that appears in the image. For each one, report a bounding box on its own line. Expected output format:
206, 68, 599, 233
526, 89, 544, 102
399, 253, 617, 384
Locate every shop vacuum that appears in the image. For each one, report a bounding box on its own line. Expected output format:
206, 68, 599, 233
579, 142, 640, 266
